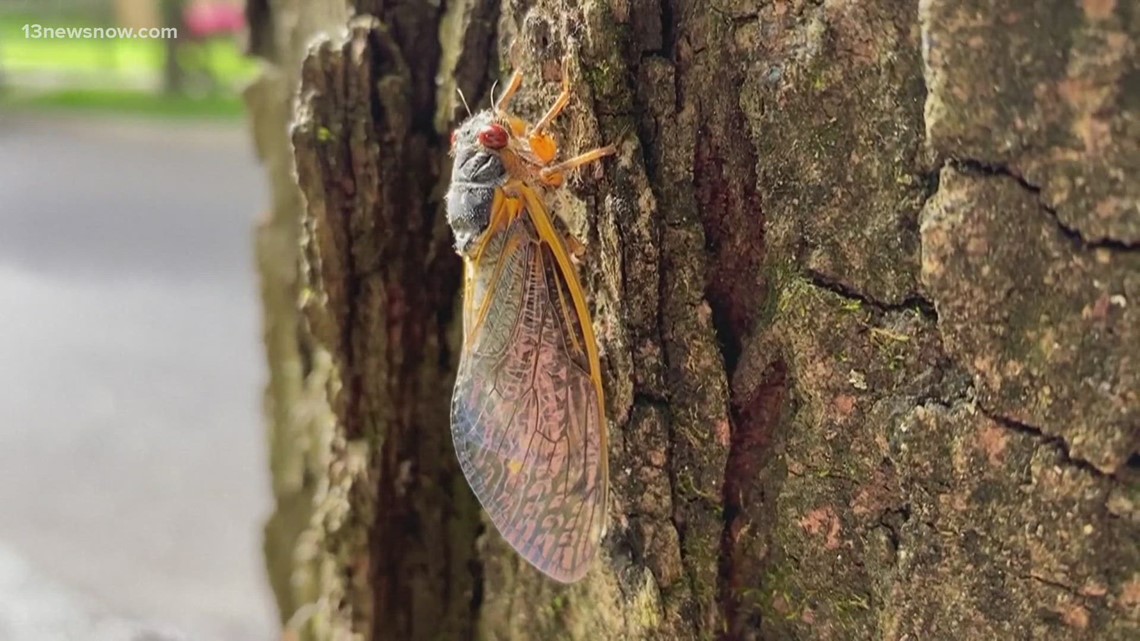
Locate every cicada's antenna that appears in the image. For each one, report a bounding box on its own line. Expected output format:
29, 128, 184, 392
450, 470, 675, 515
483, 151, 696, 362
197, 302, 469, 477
493, 71, 524, 113
489, 79, 500, 109
456, 87, 472, 117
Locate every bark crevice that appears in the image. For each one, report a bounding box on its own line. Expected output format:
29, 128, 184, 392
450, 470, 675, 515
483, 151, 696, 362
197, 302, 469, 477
950, 160, 1140, 252
982, 409, 1114, 482
805, 268, 937, 321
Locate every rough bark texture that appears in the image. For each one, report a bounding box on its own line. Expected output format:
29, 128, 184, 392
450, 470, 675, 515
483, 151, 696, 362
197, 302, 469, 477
247, 1, 1139, 640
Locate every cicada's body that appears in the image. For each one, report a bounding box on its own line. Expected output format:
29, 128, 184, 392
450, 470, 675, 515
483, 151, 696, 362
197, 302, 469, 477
445, 70, 614, 583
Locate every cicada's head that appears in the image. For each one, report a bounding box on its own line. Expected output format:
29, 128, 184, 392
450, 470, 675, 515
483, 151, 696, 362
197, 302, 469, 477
445, 110, 513, 254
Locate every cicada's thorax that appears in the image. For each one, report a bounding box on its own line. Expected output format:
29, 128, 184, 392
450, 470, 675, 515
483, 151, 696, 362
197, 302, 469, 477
445, 108, 560, 256
445, 111, 509, 255
447, 110, 529, 343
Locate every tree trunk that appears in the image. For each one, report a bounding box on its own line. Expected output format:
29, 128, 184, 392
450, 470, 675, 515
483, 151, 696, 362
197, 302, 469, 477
160, 0, 185, 95
245, 1, 1139, 640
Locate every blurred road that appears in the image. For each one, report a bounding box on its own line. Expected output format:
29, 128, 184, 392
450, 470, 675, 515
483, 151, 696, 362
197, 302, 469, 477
0, 113, 276, 640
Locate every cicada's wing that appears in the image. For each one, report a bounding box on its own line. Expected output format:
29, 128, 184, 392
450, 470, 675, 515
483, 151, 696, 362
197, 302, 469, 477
452, 208, 607, 583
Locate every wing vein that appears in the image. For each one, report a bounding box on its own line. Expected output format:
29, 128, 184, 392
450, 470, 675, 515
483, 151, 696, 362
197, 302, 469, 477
450, 195, 606, 583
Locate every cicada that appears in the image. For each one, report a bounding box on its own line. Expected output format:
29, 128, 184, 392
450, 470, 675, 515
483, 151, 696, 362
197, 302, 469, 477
445, 68, 614, 582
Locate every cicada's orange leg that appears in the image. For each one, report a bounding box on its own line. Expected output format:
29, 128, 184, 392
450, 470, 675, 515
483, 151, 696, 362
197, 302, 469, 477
539, 144, 619, 186
538, 142, 618, 262
529, 73, 572, 135
521, 70, 572, 167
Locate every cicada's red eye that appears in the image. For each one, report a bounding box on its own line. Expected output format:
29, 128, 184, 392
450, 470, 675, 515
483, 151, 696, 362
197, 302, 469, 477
478, 123, 509, 150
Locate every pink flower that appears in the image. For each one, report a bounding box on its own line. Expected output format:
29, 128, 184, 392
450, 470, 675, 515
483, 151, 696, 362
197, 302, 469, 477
183, 2, 245, 38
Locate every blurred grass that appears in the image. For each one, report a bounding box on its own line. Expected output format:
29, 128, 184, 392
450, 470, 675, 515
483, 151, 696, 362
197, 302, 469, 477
0, 12, 255, 119
1, 87, 245, 118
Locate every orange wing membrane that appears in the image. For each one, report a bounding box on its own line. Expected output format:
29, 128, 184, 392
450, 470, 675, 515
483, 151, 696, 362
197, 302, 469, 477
445, 68, 615, 582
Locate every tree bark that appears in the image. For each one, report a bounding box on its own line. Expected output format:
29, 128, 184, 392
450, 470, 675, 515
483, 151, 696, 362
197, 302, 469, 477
246, 1, 1139, 640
